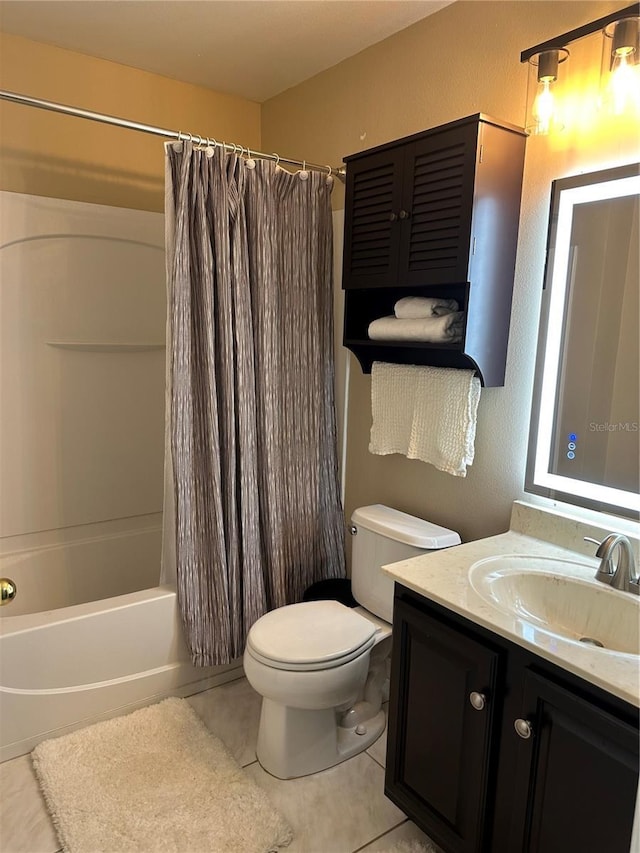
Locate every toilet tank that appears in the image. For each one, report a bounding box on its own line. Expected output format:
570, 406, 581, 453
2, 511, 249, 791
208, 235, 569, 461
350, 505, 460, 623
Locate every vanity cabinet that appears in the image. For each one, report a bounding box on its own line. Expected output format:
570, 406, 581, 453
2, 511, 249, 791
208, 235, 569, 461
341, 114, 526, 386
386, 586, 639, 853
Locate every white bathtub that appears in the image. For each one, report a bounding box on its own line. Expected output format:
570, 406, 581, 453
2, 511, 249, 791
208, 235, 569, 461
0, 532, 240, 762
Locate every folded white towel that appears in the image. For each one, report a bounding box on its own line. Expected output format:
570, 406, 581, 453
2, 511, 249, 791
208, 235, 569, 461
394, 296, 459, 318
368, 313, 465, 343
369, 362, 481, 477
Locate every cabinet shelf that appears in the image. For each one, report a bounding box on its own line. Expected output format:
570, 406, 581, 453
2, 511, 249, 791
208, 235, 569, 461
343, 339, 460, 350
341, 114, 526, 386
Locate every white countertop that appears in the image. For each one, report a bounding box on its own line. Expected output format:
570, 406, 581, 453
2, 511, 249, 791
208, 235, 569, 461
383, 529, 640, 708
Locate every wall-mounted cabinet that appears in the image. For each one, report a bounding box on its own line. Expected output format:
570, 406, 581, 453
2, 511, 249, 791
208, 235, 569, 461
386, 586, 639, 853
341, 114, 526, 386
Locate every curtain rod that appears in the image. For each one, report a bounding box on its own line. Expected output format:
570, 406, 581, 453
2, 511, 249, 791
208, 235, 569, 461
0, 89, 346, 181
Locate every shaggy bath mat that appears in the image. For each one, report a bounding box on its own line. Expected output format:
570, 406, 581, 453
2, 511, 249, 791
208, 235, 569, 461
381, 840, 439, 853
32, 697, 293, 853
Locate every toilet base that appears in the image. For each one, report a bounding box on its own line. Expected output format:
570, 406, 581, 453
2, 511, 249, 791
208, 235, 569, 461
256, 699, 386, 779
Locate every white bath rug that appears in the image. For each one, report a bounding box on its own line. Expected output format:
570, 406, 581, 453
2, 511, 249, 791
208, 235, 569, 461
32, 697, 293, 853
380, 840, 440, 853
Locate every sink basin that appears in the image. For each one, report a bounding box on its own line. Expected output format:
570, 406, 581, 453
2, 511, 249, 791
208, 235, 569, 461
469, 555, 640, 656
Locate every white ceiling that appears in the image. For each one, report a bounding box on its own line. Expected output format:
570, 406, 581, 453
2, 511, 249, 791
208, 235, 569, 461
0, 0, 454, 102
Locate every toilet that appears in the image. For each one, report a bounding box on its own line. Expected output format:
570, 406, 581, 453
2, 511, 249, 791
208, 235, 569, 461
243, 504, 460, 779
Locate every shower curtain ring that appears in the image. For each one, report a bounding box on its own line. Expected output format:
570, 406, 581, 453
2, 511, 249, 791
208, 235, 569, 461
326, 165, 332, 177
273, 152, 280, 168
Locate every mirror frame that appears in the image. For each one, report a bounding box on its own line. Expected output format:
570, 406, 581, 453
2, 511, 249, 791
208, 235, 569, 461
525, 162, 640, 519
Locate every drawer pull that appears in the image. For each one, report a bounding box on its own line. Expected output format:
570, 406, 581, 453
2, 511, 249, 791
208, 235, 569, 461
469, 691, 486, 711
514, 718, 534, 739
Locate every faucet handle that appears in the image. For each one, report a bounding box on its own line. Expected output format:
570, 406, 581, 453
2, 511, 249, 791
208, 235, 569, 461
583, 536, 602, 547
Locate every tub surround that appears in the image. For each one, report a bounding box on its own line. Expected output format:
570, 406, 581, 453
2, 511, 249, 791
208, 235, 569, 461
382, 501, 640, 707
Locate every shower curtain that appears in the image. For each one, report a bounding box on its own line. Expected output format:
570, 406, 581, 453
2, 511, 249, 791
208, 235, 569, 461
163, 142, 346, 666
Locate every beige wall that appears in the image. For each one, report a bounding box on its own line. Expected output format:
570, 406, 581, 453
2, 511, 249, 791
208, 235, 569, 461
262, 0, 640, 543
1, 6, 637, 545
0, 32, 261, 212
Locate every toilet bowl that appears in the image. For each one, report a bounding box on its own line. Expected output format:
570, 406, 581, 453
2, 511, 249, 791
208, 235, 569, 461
243, 505, 460, 779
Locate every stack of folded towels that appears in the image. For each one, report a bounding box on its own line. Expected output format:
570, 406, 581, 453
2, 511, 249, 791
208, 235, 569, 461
368, 296, 464, 343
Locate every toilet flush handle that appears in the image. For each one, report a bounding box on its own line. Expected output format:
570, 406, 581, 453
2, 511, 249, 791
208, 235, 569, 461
349, 525, 358, 536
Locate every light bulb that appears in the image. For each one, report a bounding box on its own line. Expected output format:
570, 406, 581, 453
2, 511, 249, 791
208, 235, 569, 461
602, 17, 640, 118
609, 49, 639, 114
528, 50, 563, 136
533, 79, 555, 135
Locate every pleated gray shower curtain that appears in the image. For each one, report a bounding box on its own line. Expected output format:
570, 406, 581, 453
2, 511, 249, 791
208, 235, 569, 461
163, 142, 346, 666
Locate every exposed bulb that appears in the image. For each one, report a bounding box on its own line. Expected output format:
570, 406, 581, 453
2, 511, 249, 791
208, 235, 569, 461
609, 49, 640, 115
533, 78, 555, 135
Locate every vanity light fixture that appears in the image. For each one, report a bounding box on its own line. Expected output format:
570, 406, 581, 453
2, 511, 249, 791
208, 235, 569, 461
521, 4, 639, 134
601, 15, 640, 116
526, 48, 569, 135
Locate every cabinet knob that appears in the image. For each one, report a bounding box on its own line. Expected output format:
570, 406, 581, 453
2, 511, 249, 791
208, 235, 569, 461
514, 718, 534, 739
389, 212, 398, 222
469, 691, 486, 711
399, 209, 410, 220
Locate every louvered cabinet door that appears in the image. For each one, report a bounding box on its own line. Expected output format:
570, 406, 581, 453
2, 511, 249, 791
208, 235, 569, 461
399, 122, 479, 286
342, 148, 405, 288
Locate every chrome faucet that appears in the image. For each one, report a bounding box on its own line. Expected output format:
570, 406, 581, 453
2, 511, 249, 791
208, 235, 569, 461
585, 534, 640, 595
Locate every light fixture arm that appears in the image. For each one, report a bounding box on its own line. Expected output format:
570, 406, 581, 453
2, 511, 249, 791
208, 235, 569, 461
521, 3, 639, 63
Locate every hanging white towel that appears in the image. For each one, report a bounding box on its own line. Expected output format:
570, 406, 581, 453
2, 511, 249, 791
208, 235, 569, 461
369, 362, 481, 477
394, 296, 459, 318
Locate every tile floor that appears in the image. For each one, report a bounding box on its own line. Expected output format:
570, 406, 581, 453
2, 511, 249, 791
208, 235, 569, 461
0, 676, 438, 853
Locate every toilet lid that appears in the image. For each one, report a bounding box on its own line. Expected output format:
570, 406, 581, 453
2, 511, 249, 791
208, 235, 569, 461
246, 600, 377, 669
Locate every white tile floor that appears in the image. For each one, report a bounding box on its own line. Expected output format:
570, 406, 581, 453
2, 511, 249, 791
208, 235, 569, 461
0, 676, 437, 853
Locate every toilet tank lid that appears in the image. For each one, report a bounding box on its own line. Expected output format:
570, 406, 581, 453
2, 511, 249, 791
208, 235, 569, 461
351, 505, 461, 549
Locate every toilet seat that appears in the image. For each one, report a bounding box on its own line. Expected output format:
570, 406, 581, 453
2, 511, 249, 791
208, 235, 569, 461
246, 600, 377, 672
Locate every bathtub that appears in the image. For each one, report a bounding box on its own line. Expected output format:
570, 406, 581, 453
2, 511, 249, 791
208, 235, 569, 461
0, 531, 240, 762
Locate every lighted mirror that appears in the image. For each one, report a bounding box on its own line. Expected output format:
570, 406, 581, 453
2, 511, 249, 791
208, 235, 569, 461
526, 163, 640, 518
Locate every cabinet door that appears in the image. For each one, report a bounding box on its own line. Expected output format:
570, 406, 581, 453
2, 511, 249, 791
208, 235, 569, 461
508, 670, 639, 853
399, 121, 479, 286
386, 598, 501, 853
342, 148, 405, 288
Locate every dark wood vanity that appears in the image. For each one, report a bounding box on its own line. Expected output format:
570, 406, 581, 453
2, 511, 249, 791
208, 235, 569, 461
385, 585, 639, 853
